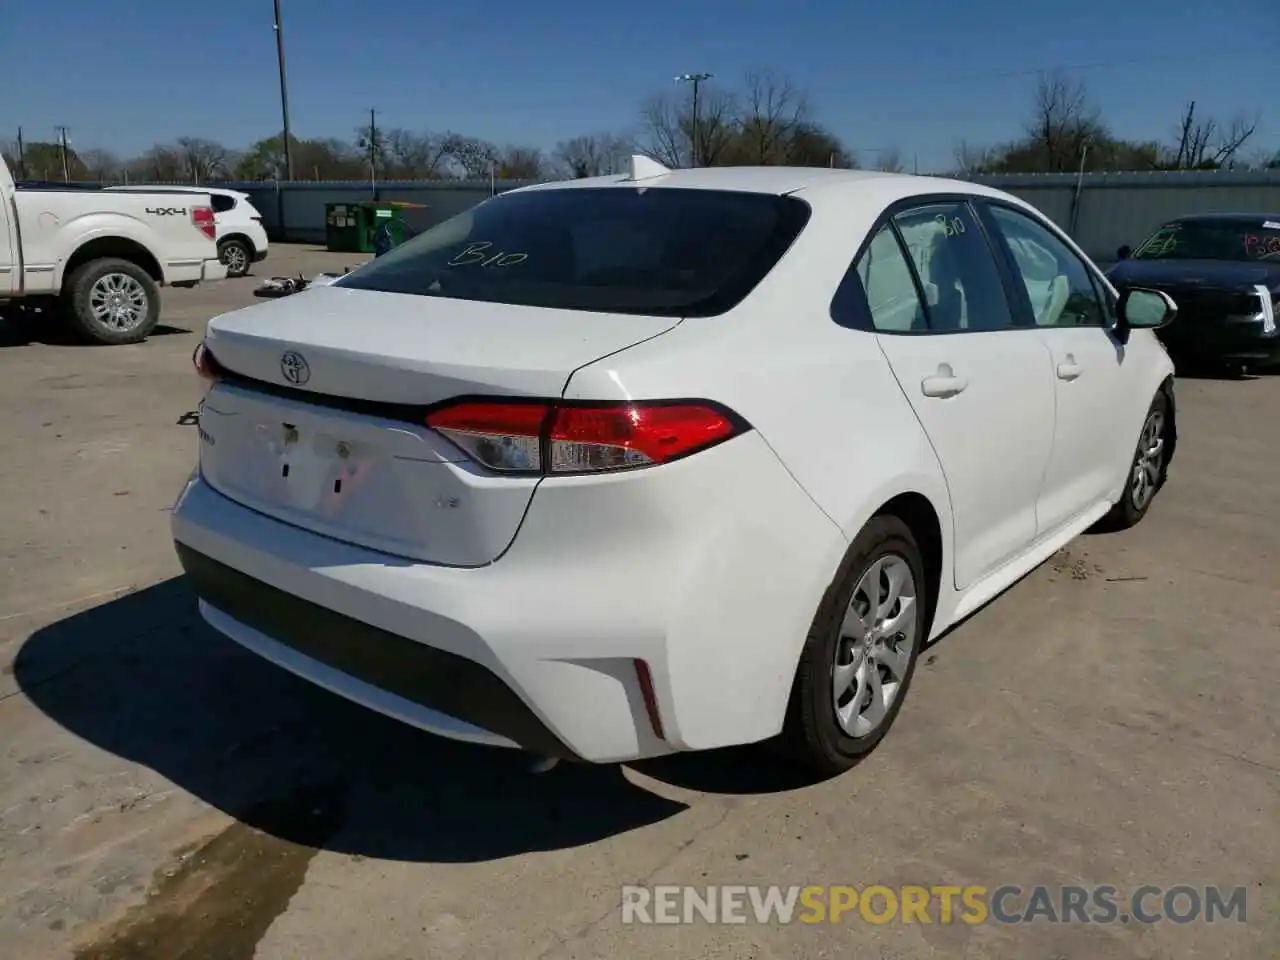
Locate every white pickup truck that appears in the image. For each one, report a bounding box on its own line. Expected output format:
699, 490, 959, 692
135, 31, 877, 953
0, 156, 227, 344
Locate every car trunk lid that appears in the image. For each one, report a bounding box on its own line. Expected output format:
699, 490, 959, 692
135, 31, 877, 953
198, 285, 680, 565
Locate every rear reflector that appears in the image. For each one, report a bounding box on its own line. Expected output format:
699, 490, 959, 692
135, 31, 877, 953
634, 659, 666, 741
425, 399, 746, 475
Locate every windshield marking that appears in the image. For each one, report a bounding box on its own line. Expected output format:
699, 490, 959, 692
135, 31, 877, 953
446, 241, 529, 268
1244, 234, 1280, 258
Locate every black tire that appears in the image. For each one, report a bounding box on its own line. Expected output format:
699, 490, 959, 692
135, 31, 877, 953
779, 515, 928, 777
219, 238, 252, 278
1103, 391, 1170, 530
62, 258, 160, 345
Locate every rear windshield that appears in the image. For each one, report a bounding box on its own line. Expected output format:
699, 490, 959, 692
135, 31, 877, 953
335, 187, 811, 317
1132, 218, 1280, 262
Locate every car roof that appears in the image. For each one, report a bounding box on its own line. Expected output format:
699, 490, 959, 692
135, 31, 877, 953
1166, 212, 1280, 224
505, 164, 1019, 211
107, 184, 249, 200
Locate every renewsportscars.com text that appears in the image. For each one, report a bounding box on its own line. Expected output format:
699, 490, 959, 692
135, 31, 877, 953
620, 884, 1247, 925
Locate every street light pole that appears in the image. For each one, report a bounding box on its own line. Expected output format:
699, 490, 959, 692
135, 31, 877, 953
675, 72, 713, 167
272, 0, 294, 181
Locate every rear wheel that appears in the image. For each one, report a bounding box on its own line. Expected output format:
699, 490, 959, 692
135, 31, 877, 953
1103, 392, 1169, 530
219, 239, 252, 278
62, 258, 161, 345
779, 516, 926, 776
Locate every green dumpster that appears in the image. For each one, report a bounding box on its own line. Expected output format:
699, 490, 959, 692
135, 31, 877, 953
324, 203, 364, 253
324, 201, 424, 253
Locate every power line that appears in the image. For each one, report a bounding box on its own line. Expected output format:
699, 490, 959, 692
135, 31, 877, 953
865, 50, 1227, 91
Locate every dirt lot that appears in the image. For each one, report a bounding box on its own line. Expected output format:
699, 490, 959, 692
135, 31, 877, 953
1, 245, 1277, 960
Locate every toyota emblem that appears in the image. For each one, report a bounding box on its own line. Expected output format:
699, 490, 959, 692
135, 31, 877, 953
280, 351, 310, 385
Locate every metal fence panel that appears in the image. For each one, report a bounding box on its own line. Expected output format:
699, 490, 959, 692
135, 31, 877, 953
54, 170, 1279, 261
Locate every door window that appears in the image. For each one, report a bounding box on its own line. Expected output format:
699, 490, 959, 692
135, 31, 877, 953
890, 202, 1015, 332
985, 205, 1106, 328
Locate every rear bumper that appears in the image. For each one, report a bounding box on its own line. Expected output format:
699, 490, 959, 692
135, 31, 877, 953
202, 258, 229, 282
164, 257, 228, 287
252, 246, 269, 263
170, 432, 845, 763
177, 543, 570, 756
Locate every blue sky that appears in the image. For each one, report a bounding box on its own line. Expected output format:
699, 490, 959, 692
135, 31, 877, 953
1, 0, 1275, 171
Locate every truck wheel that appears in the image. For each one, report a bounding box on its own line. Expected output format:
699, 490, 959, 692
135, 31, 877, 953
218, 239, 252, 278
63, 258, 161, 345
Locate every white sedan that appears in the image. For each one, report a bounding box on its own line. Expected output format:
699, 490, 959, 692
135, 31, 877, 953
172, 157, 1177, 775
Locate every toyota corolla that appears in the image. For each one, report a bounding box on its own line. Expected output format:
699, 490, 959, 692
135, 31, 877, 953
172, 158, 1177, 775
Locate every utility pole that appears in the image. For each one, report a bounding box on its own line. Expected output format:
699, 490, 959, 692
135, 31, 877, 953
367, 108, 379, 196
675, 72, 712, 167
272, 0, 294, 180
55, 126, 71, 181
15, 127, 25, 179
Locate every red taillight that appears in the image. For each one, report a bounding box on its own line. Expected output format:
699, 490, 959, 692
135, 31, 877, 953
192, 206, 216, 240
424, 399, 745, 475
193, 341, 220, 383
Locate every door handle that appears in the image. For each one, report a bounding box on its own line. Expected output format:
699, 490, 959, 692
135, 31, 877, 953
920, 374, 968, 398
1056, 362, 1083, 381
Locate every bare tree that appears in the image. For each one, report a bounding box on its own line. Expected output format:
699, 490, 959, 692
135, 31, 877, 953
734, 70, 807, 164
130, 144, 185, 181
446, 135, 499, 179
497, 145, 545, 179
639, 85, 739, 168
952, 140, 997, 175
873, 146, 906, 173
1024, 71, 1105, 172
783, 121, 857, 168
174, 137, 229, 183
383, 129, 455, 178
553, 133, 632, 178
639, 92, 691, 167
1169, 101, 1258, 169
78, 147, 121, 181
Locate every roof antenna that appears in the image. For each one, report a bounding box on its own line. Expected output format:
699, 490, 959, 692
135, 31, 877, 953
625, 154, 672, 182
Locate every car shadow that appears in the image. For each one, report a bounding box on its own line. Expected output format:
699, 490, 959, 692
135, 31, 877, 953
14, 579, 688, 864
0, 313, 192, 348
1172, 360, 1278, 381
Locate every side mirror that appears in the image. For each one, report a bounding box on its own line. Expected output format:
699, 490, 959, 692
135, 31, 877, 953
1116, 245, 1132, 260
1115, 287, 1176, 344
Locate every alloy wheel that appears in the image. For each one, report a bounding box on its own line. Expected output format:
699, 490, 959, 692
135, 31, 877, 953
832, 554, 919, 738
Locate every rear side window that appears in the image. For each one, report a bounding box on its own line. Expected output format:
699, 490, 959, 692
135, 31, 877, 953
211, 195, 236, 214
336, 187, 811, 317
856, 226, 927, 332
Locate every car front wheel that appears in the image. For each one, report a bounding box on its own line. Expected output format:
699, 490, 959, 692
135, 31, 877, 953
780, 515, 927, 776
1103, 392, 1169, 530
